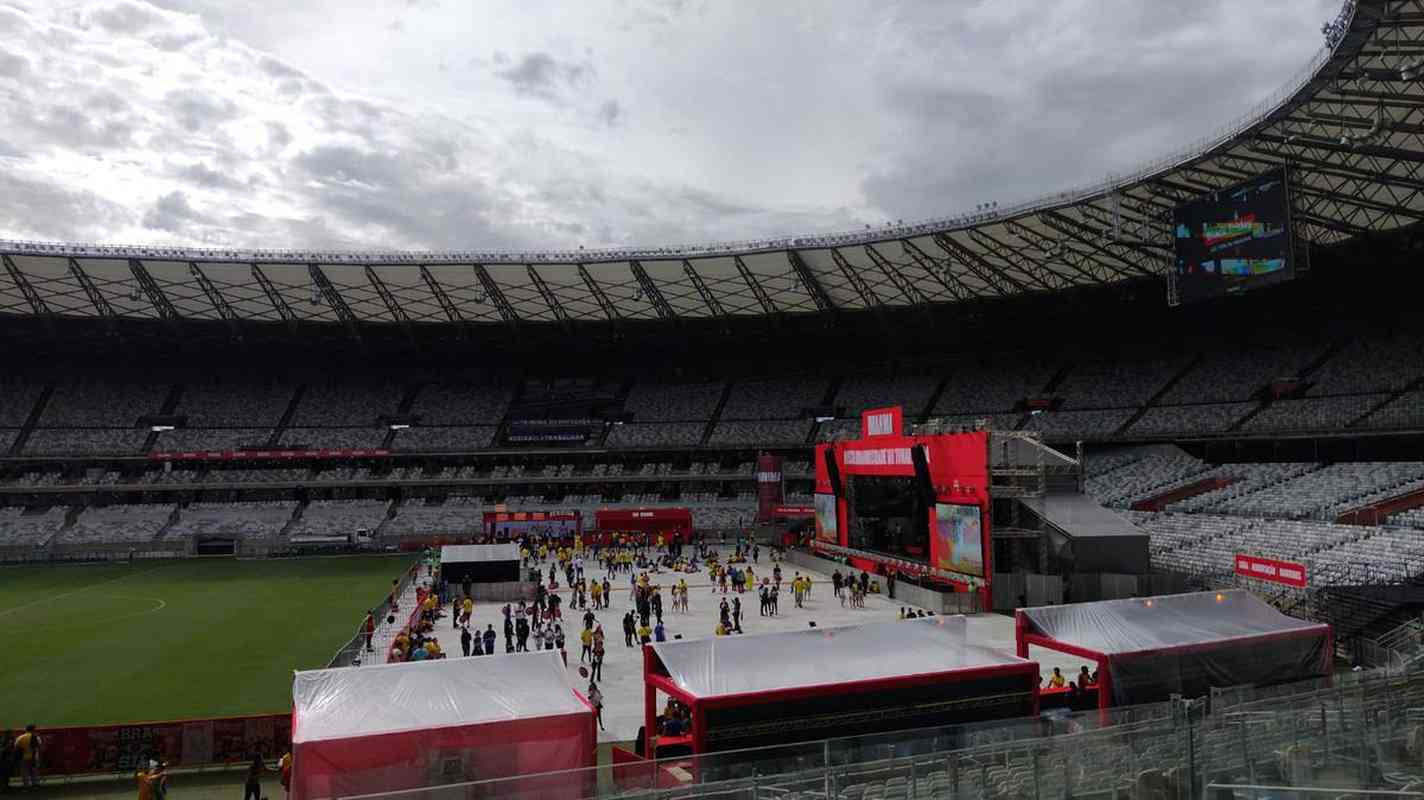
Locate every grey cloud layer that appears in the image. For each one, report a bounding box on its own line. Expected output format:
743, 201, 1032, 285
0, 0, 1337, 251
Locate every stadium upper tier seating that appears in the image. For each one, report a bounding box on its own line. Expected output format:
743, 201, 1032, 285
2, 327, 1423, 456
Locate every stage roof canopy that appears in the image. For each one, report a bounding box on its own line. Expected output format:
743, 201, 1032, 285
292, 650, 585, 743
1018, 590, 1326, 657
441, 543, 520, 563
650, 617, 1027, 699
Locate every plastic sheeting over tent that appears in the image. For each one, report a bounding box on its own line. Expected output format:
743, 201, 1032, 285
651, 616, 1022, 698
441, 543, 520, 564
440, 543, 522, 584
644, 618, 1039, 755
1015, 590, 1331, 708
292, 651, 594, 800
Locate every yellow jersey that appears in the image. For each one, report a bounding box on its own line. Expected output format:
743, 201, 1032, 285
15, 732, 37, 761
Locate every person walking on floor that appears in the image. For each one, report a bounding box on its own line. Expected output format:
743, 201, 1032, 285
591, 637, 605, 681
588, 682, 606, 731
242, 753, 265, 800
461, 625, 472, 657
484, 624, 497, 656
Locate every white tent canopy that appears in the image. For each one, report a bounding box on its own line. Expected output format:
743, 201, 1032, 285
441, 543, 520, 564
650, 617, 1027, 699
293, 650, 586, 743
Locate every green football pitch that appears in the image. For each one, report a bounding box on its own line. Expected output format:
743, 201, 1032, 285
0, 554, 414, 727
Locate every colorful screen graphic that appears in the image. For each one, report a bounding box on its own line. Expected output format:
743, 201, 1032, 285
934, 503, 984, 577
814, 493, 838, 542
1173, 168, 1294, 303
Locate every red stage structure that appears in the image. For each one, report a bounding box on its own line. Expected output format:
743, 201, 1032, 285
642, 617, 1038, 758
815, 407, 992, 605
291, 652, 595, 800
1015, 590, 1333, 709
596, 507, 693, 542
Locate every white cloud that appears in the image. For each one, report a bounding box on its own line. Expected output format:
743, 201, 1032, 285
0, 0, 1340, 250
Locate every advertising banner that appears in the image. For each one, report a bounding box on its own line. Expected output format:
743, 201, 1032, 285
861, 406, 904, 439
35, 713, 291, 776
1234, 554, 1308, 588
755, 452, 784, 522
150, 449, 391, 462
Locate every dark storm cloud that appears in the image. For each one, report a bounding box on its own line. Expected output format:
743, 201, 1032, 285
142, 190, 209, 232
858, 0, 1335, 222
165, 88, 239, 132
0, 47, 28, 77
88, 1, 166, 34
0, 176, 134, 241
494, 52, 590, 100
289, 143, 528, 250
24, 104, 136, 150
596, 99, 622, 127
173, 161, 242, 190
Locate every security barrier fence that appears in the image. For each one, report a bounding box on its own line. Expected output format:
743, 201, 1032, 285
327, 558, 421, 668
336, 665, 1424, 800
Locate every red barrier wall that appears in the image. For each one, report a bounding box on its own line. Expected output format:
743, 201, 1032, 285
22, 713, 291, 777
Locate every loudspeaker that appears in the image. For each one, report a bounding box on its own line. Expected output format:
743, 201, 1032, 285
823, 448, 843, 498
911, 444, 936, 504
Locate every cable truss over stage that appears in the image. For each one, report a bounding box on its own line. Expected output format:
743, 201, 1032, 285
0, 2, 1411, 335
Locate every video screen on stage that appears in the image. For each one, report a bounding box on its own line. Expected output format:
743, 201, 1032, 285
1173, 168, 1294, 304
935, 503, 985, 577
845, 476, 930, 563
814, 493, 838, 543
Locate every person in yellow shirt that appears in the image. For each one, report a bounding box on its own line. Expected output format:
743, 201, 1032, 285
135, 764, 154, 800
14, 725, 40, 788
714, 622, 728, 636
462, 596, 474, 619
1048, 667, 1066, 688
637, 622, 652, 643
279, 751, 293, 795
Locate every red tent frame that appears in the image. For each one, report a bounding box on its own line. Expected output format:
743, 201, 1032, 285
1014, 601, 1333, 711
642, 640, 1040, 755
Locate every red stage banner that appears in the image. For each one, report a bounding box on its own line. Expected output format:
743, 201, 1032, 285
1234, 553, 1308, 588
755, 452, 785, 522
772, 505, 814, 517
32, 713, 291, 776
150, 449, 391, 462
861, 406, 904, 438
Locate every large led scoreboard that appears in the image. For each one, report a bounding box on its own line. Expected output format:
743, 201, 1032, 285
1172, 167, 1297, 303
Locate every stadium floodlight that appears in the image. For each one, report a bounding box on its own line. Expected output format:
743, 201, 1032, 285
814, 415, 835, 423
389, 423, 411, 430
150, 425, 175, 432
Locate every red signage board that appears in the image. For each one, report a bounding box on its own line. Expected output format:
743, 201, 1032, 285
770, 505, 814, 517
150, 449, 391, 462
1234, 554, 1308, 588
33, 713, 290, 776
860, 406, 904, 439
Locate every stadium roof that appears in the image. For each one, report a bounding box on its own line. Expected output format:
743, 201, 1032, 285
0, 1, 1412, 331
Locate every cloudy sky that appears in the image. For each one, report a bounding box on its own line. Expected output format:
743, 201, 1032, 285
0, 0, 1341, 252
